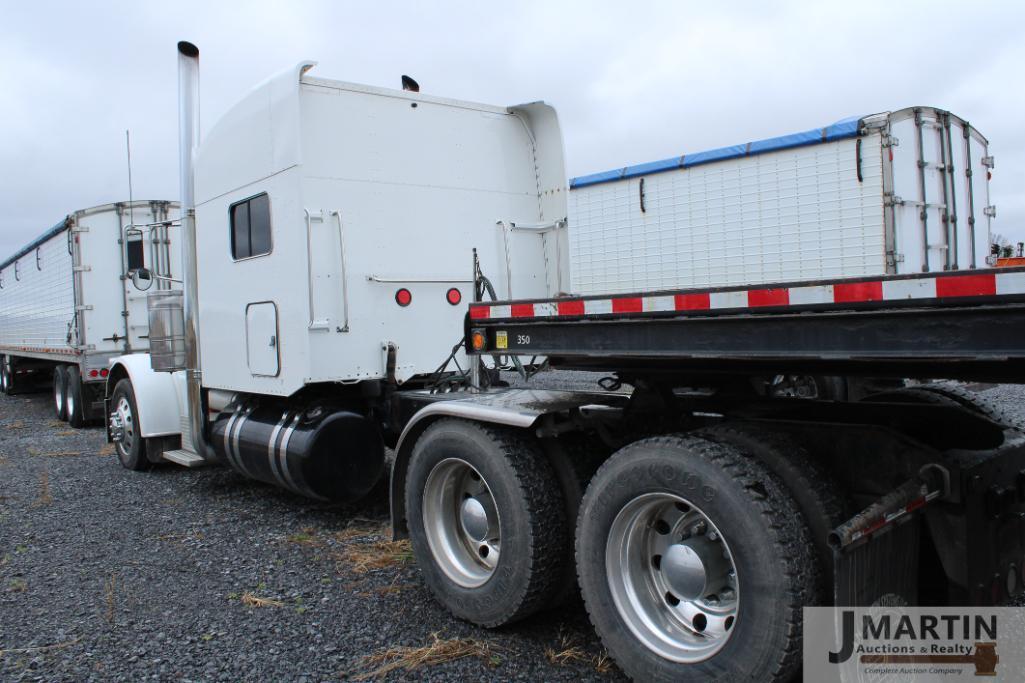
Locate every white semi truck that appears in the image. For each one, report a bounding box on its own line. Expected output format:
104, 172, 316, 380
0, 201, 179, 426
104, 43, 1025, 681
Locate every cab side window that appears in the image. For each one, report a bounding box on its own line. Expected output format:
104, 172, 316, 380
126, 239, 145, 271
230, 193, 272, 260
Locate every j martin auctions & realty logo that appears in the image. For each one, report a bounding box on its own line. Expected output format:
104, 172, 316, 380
803, 607, 1025, 682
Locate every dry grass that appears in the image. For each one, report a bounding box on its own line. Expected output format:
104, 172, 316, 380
240, 591, 284, 608
7, 578, 27, 593
544, 635, 590, 666
104, 574, 118, 623
544, 632, 615, 674
336, 538, 413, 574
0, 636, 81, 659
55, 430, 77, 437
593, 650, 614, 674
334, 519, 388, 542
0, 454, 8, 466
331, 521, 413, 574
7, 420, 24, 430
32, 471, 52, 507
28, 447, 80, 458
284, 527, 322, 546
47, 420, 65, 428
354, 633, 500, 680
98, 444, 116, 456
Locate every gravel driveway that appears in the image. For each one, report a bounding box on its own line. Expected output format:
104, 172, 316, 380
0, 390, 621, 682
2, 379, 1023, 681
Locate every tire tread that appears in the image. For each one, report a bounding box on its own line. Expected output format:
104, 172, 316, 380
577, 435, 814, 682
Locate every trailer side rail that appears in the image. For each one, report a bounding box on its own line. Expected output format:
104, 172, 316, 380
467, 266, 1025, 381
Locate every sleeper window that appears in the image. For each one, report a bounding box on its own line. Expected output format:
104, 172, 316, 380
230, 193, 272, 260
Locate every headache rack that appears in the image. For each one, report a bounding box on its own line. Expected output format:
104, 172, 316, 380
466, 266, 1025, 382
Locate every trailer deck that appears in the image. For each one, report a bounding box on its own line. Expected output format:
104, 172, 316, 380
467, 266, 1025, 381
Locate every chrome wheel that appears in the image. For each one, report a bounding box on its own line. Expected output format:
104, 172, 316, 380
0, 365, 8, 393
111, 396, 135, 458
606, 493, 739, 663
54, 374, 65, 416
66, 378, 76, 419
422, 458, 501, 588
769, 374, 819, 399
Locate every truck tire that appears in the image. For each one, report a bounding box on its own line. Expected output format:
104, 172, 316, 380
53, 366, 68, 421
767, 374, 847, 400
0, 356, 10, 395
576, 435, 813, 683
405, 418, 568, 627
110, 378, 150, 471
2, 355, 26, 395
899, 384, 1025, 433
694, 422, 845, 604
64, 366, 87, 428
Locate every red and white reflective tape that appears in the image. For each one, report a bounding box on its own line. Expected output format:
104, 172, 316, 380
847, 488, 942, 546
469, 270, 1025, 321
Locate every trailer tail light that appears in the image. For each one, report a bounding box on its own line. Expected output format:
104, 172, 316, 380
470, 329, 486, 352
446, 288, 462, 306
395, 288, 412, 307
101, 368, 109, 378
89, 370, 99, 378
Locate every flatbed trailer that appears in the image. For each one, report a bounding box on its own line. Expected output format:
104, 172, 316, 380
464, 266, 1025, 381
381, 265, 1025, 681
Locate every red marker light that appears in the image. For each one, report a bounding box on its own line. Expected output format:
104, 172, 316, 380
395, 288, 412, 307
446, 288, 462, 306
89, 369, 99, 378
100, 368, 109, 378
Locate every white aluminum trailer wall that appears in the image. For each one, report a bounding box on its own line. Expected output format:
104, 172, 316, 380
568, 107, 993, 295
0, 200, 180, 379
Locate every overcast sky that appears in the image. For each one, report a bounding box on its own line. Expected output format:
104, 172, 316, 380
2, 0, 1023, 260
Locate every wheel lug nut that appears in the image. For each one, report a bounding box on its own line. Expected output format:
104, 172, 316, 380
708, 531, 718, 541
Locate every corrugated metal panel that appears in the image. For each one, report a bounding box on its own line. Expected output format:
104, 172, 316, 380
568, 134, 886, 295
0, 229, 76, 351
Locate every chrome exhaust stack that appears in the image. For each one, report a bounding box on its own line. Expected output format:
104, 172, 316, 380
177, 41, 215, 460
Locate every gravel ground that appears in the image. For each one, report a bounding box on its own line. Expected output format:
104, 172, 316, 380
0, 390, 622, 682
2, 377, 1023, 681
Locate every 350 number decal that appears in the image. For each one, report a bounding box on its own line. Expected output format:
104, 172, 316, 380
516, 335, 531, 345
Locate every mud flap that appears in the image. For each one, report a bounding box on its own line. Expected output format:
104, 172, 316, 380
830, 466, 949, 606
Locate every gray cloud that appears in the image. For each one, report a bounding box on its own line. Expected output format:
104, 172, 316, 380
2, 0, 1022, 258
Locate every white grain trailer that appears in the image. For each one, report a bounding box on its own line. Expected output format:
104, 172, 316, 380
0, 201, 179, 426
106, 43, 1025, 683
568, 108, 994, 295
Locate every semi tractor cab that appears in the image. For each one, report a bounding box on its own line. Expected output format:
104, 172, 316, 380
107, 42, 1025, 682
105, 43, 568, 483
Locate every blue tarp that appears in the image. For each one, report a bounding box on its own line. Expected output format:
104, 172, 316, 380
570, 115, 864, 189
0, 218, 69, 272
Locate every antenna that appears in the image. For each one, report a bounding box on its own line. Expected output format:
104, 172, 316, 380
125, 129, 135, 231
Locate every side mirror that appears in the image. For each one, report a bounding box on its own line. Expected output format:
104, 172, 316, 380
130, 268, 154, 291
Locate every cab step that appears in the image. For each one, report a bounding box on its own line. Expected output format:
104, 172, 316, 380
162, 448, 208, 468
